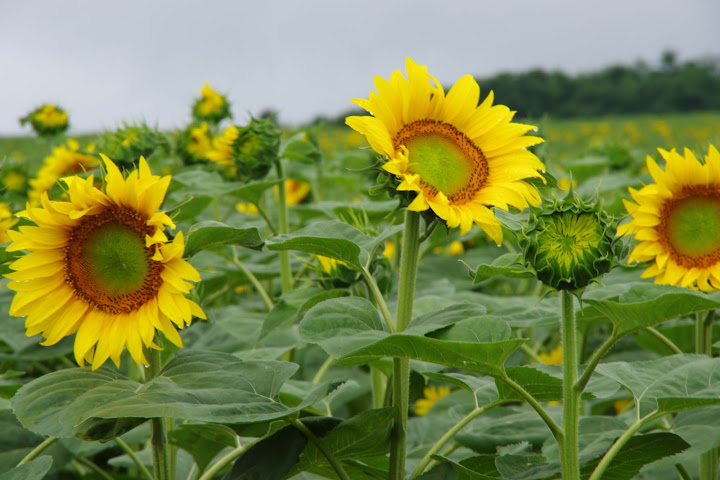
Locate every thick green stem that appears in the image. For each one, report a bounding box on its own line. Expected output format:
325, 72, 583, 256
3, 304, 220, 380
410, 401, 503, 479
147, 346, 172, 480
231, 248, 274, 311
589, 411, 662, 480
275, 160, 292, 294
697, 310, 718, 480
676, 463, 693, 480
17, 437, 57, 466
115, 437, 153, 480
288, 419, 352, 480
389, 210, 421, 480
561, 290, 580, 480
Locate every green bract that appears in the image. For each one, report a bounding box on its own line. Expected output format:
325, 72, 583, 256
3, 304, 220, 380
521, 193, 622, 292
232, 117, 281, 181
97, 123, 170, 168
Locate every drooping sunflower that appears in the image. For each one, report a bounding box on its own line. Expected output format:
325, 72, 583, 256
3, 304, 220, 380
192, 83, 231, 124
346, 58, 545, 242
618, 145, 720, 291
20, 104, 70, 136
4, 154, 205, 370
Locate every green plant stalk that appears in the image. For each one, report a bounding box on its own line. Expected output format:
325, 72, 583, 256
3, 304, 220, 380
275, 160, 292, 294
371, 367, 385, 409
17, 436, 58, 466
197, 439, 257, 480
147, 346, 172, 480
115, 437, 154, 480
576, 333, 616, 393
77, 457, 116, 480
389, 210, 421, 480
697, 310, 718, 480
676, 463, 693, 480
254, 203, 278, 235
499, 372, 562, 440
312, 356, 334, 383
231, 248, 274, 311
288, 418, 352, 480
361, 268, 396, 333
645, 326, 683, 354
588, 411, 662, 480
410, 400, 503, 479
561, 290, 580, 480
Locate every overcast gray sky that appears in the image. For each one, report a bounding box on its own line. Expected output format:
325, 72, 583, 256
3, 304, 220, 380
1, 0, 718, 136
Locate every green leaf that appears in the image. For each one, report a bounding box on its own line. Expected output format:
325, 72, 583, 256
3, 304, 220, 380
169, 424, 238, 474
233, 179, 284, 205
172, 169, 246, 196
222, 425, 306, 480
337, 336, 525, 377
471, 253, 535, 283
266, 220, 402, 269
289, 408, 394, 476
423, 373, 499, 406
281, 137, 321, 164
13, 351, 339, 438
582, 283, 720, 337
420, 457, 501, 479
0, 247, 21, 276
597, 355, 720, 417
184, 221, 264, 257
0, 456, 52, 480
407, 304, 488, 335
580, 432, 689, 480
456, 409, 554, 453
428, 316, 510, 343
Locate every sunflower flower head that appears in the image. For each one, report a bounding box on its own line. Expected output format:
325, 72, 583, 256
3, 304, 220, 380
415, 385, 452, 416
2, 167, 28, 193
232, 117, 281, 181
28, 139, 99, 205
20, 104, 69, 137
347, 58, 545, 243
97, 123, 170, 169
538, 345, 563, 366
4, 154, 205, 370
192, 83, 231, 124
522, 192, 621, 292
618, 145, 720, 291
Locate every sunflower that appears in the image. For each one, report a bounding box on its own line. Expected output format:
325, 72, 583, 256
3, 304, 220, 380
4, 154, 205, 370
192, 83, 231, 123
346, 58, 544, 242
20, 104, 69, 136
28, 139, 99, 205
415, 385, 451, 416
618, 146, 720, 291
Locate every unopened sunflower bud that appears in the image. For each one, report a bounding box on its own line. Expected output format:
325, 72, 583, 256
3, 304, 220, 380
232, 117, 281, 181
98, 123, 170, 169
192, 83, 232, 124
521, 193, 620, 291
20, 104, 69, 137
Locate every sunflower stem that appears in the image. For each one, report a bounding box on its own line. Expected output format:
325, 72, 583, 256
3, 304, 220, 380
147, 345, 172, 480
115, 437, 154, 480
389, 210, 421, 480
288, 418, 351, 480
17, 436, 57, 466
644, 326, 683, 354
371, 367, 386, 409
561, 290, 580, 480
254, 203, 278, 235
312, 356, 334, 384
274, 159, 292, 294
231, 248, 274, 311
410, 400, 503, 479
361, 267, 396, 333
697, 310, 718, 480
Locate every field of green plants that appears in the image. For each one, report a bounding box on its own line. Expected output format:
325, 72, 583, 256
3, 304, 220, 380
2, 68, 720, 480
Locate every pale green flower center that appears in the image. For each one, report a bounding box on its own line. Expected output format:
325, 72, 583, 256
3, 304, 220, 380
536, 213, 601, 271
666, 195, 720, 259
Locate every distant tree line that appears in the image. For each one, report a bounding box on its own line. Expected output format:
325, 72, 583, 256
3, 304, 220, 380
317, 51, 720, 124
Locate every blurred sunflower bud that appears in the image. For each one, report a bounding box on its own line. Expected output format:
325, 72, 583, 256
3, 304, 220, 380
232, 117, 281, 181
192, 83, 232, 124
97, 123, 170, 169
20, 104, 69, 137
521, 193, 622, 292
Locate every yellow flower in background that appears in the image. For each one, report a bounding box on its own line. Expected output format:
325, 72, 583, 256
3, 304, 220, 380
28, 139, 99, 205
317, 255, 345, 274
538, 345, 563, 366
185, 123, 215, 160
448, 240, 465, 256
2, 170, 27, 192
382, 240, 396, 261
192, 83, 231, 123
347, 58, 544, 241
282, 179, 311, 206
618, 146, 720, 291
0, 203, 18, 243
613, 398, 632, 415
558, 178, 577, 191
415, 385, 451, 416
20, 104, 69, 136
121, 132, 139, 147
236, 202, 259, 215
4, 154, 205, 370
206, 125, 240, 166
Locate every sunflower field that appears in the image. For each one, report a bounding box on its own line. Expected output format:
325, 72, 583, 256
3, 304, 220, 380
2, 60, 720, 480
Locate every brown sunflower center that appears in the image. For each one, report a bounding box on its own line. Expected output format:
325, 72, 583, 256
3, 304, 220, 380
393, 120, 488, 203
65, 206, 163, 314
659, 188, 720, 268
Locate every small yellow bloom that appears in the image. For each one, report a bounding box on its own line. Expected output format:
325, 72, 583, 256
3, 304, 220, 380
0, 203, 19, 243
448, 240, 465, 256
2, 170, 27, 192
557, 178, 577, 191
282, 179, 311, 206
317, 255, 345, 274
613, 398, 632, 415
192, 83, 231, 123
234, 285, 249, 294
236, 202, 259, 215
538, 345, 563, 366
121, 133, 139, 147
28, 140, 99, 205
382, 240, 396, 261
415, 385, 451, 416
